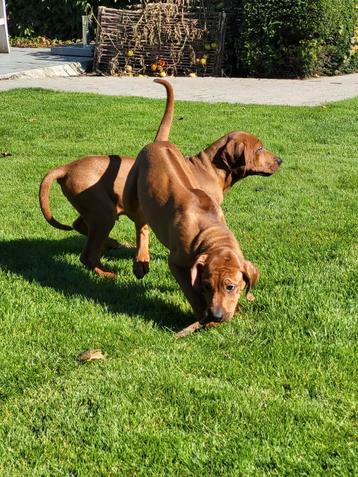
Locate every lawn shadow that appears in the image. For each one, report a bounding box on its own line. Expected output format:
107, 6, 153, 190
0, 237, 192, 331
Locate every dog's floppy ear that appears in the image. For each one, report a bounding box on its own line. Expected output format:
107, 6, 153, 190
223, 139, 245, 170
191, 254, 208, 290
242, 260, 260, 301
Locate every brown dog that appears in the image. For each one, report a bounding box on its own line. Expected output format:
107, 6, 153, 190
124, 80, 260, 329
39, 79, 281, 277
39, 154, 133, 277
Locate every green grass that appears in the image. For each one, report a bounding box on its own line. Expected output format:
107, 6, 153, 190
0, 88, 357, 476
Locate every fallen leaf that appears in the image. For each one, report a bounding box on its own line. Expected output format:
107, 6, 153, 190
78, 348, 107, 363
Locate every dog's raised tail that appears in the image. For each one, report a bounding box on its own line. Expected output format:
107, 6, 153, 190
39, 166, 73, 231
153, 78, 174, 142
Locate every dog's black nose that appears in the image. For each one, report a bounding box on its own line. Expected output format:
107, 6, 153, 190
276, 157, 283, 165
208, 307, 225, 322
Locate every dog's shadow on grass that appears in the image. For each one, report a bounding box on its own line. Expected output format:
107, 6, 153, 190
0, 237, 192, 331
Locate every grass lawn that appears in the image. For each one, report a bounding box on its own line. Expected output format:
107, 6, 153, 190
0, 88, 357, 476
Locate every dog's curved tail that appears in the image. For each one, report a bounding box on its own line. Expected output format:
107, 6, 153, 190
153, 78, 174, 142
39, 166, 73, 231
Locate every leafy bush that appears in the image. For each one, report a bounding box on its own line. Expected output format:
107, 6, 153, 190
6, 0, 132, 40
235, 0, 358, 77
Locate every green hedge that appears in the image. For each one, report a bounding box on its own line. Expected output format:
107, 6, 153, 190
235, 0, 358, 77
6, 0, 131, 40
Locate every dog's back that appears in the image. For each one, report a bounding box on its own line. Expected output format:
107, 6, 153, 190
133, 140, 226, 257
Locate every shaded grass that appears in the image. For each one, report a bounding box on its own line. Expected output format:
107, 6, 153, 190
0, 89, 357, 476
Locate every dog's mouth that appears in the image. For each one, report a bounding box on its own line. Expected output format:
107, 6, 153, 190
250, 161, 282, 177
248, 169, 275, 177
257, 171, 274, 177
200, 309, 233, 325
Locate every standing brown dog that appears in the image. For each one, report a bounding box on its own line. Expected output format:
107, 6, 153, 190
124, 80, 260, 329
39, 79, 281, 277
39, 154, 133, 277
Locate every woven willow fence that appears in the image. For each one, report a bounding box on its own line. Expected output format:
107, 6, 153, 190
94, 3, 227, 76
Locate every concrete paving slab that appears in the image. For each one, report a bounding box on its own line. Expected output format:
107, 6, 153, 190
0, 47, 357, 105
0, 47, 92, 79
0, 74, 357, 106
51, 44, 94, 57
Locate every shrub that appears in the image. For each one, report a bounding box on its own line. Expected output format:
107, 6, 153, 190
235, 0, 358, 77
6, 0, 132, 40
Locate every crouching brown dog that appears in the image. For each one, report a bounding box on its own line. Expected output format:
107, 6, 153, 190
124, 80, 260, 335
39, 79, 281, 278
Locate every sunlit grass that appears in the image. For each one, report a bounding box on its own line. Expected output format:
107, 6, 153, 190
0, 89, 357, 476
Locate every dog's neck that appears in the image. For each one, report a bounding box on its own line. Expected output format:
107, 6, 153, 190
193, 222, 242, 260
185, 152, 226, 204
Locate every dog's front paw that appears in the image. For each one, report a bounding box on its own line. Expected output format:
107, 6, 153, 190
133, 260, 149, 279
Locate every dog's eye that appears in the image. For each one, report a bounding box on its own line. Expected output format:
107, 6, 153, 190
225, 283, 236, 293
256, 146, 263, 153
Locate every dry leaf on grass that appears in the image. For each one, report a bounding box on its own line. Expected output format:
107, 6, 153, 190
78, 348, 107, 363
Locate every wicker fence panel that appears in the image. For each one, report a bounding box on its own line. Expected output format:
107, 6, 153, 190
94, 4, 227, 77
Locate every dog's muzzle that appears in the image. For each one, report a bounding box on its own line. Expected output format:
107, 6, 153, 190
207, 307, 225, 322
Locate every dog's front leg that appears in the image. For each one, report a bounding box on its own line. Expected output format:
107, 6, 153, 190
168, 259, 206, 321
133, 223, 150, 279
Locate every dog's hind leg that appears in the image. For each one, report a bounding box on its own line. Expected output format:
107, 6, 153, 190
72, 216, 88, 235
80, 215, 117, 278
73, 215, 119, 250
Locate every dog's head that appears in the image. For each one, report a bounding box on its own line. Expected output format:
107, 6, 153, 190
213, 131, 282, 181
191, 249, 259, 323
